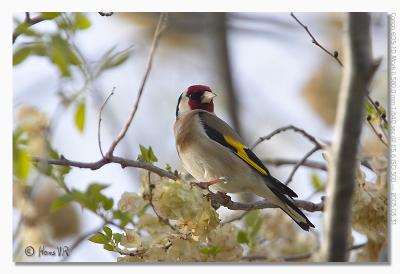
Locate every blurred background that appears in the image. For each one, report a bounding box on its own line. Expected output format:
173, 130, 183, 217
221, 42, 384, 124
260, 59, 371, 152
12, 12, 388, 262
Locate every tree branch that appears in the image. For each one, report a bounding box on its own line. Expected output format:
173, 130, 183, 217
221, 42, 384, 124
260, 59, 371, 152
207, 191, 324, 212
13, 13, 51, 44
290, 12, 343, 67
105, 13, 167, 159
262, 158, 327, 171
284, 146, 321, 185
366, 116, 388, 147
33, 155, 178, 180
320, 13, 375, 262
32, 14, 171, 183
251, 125, 322, 150
251, 125, 323, 186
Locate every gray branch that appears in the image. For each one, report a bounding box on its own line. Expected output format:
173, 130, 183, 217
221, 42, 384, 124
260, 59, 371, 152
207, 191, 324, 212
320, 13, 375, 262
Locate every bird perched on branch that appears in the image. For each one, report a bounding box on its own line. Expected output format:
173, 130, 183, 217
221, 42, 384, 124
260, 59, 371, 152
174, 85, 314, 231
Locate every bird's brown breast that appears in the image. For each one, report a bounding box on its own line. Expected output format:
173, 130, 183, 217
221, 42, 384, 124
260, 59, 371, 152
174, 111, 200, 154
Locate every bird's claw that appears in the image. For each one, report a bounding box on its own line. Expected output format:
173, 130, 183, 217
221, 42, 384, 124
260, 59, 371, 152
198, 177, 227, 189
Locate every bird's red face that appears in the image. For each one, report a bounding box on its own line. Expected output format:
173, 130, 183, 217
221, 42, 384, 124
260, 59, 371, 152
176, 85, 216, 117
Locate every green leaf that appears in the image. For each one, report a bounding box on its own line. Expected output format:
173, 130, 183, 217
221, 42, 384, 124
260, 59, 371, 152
237, 231, 249, 244
70, 190, 98, 212
244, 210, 259, 227
113, 210, 132, 227
13, 147, 31, 181
200, 247, 210, 255
74, 13, 91, 30
209, 245, 222, 256
50, 35, 71, 77
249, 217, 263, 238
102, 197, 114, 211
165, 163, 172, 172
147, 146, 158, 163
113, 233, 122, 244
51, 194, 73, 212
88, 232, 110, 244
311, 174, 324, 192
102, 51, 130, 70
74, 100, 86, 133
13, 46, 33, 65
138, 145, 158, 163
40, 12, 62, 20
103, 243, 115, 251
103, 226, 112, 239
86, 183, 109, 195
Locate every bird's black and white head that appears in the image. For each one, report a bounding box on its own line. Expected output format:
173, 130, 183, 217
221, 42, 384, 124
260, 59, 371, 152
176, 85, 217, 118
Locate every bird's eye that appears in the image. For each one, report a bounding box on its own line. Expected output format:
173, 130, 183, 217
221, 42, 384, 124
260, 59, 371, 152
187, 92, 203, 100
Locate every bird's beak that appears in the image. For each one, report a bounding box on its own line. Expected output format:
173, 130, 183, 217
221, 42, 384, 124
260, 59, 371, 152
201, 91, 217, 104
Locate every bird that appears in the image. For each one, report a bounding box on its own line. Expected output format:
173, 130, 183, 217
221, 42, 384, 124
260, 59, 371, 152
173, 85, 315, 231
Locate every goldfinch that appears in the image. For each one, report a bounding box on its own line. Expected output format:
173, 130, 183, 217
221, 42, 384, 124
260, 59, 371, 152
174, 85, 315, 231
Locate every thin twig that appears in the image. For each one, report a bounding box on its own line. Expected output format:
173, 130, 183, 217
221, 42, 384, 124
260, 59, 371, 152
290, 12, 343, 67
13, 13, 53, 44
98, 87, 115, 157
285, 146, 321, 185
367, 95, 389, 139
105, 13, 167, 159
251, 125, 322, 150
367, 117, 388, 147
291, 12, 388, 143
33, 155, 178, 180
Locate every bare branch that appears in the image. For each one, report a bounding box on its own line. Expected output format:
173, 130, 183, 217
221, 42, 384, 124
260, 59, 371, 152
207, 191, 324, 212
284, 146, 321, 185
262, 158, 327, 171
290, 12, 343, 67
106, 13, 167, 159
98, 88, 115, 157
320, 13, 375, 262
33, 155, 178, 180
251, 125, 322, 150
367, 116, 388, 147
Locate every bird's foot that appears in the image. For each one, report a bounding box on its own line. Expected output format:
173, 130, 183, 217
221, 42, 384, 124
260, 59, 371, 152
198, 177, 227, 189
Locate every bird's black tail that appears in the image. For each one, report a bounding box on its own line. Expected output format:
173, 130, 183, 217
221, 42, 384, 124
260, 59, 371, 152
267, 177, 315, 231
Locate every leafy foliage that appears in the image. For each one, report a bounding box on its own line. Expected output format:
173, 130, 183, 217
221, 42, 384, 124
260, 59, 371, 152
137, 145, 158, 163
51, 183, 113, 213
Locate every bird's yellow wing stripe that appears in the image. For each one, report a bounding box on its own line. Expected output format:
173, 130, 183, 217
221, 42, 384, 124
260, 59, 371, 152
223, 135, 269, 176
